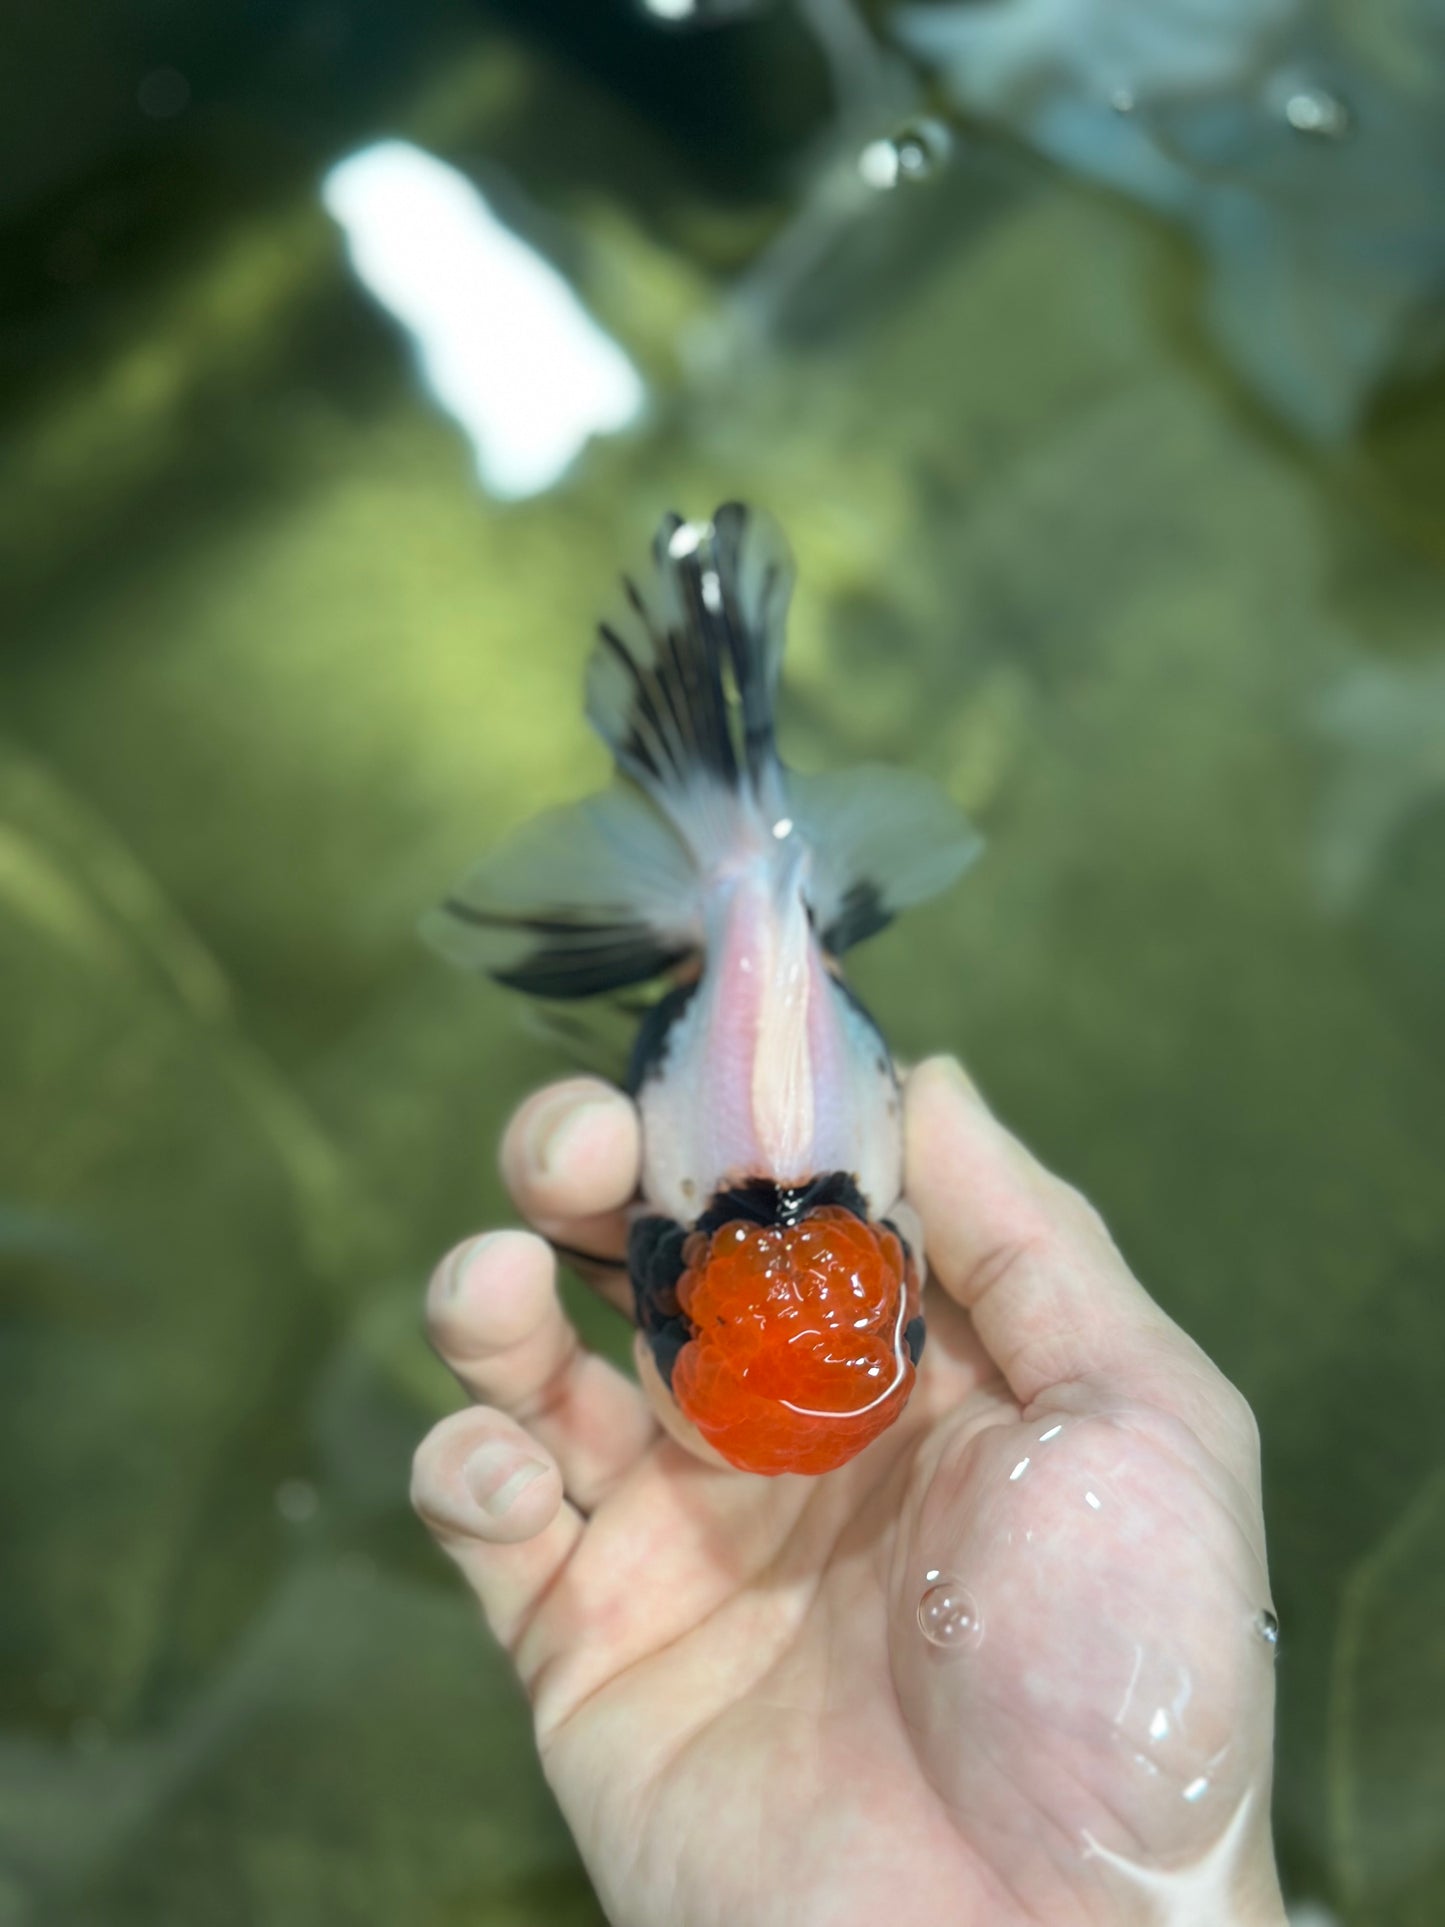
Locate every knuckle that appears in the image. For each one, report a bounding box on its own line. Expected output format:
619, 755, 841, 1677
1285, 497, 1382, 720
1047, 1175, 1113, 1250
963, 1225, 1053, 1309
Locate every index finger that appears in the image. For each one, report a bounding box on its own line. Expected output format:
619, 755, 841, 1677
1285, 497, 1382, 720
903, 1058, 1258, 1471
499, 1077, 640, 1313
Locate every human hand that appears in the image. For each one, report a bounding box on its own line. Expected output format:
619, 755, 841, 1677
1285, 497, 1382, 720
412, 1058, 1286, 1926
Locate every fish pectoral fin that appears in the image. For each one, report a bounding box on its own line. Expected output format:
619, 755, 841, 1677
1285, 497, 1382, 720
786, 764, 982, 955
422, 780, 703, 998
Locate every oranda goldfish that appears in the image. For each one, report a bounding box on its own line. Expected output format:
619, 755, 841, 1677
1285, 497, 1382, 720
426, 504, 979, 1475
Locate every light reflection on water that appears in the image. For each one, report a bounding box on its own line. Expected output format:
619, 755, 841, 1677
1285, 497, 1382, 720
323, 140, 645, 499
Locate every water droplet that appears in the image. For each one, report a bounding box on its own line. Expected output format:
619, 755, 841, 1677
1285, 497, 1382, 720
667, 520, 705, 558
276, 1477, 320, 1525
1263, 68, 1352, 140
917, 1577, 982, 1649
1109, 87, 1136, 116
1282, 87, 1351, 139
1255, 1608, 1280, 1653
858, 118, 953, 191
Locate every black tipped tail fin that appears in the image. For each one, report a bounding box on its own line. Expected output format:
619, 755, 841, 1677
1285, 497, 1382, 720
787, 765, 983, 957
422, 783, 703, 999
585, 504, 795, 850
425, 503, 981, 1005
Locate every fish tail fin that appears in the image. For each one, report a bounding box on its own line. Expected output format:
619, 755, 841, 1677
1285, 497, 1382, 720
422, 502, 788, 1002
586, 502, 794, 857
421, 779, 704, 999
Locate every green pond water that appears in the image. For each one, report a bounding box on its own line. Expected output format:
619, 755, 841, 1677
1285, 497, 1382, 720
3, 7, 1445, 1924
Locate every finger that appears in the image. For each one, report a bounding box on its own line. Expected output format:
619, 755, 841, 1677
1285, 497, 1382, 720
500, 1078, 641, 1288
903, 1058, 1256, 1464
412, 1406, 584, 1655
428, 1230, 656, 1508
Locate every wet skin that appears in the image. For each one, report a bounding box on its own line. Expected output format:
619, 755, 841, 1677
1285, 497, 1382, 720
412, 1059, 1287, 1927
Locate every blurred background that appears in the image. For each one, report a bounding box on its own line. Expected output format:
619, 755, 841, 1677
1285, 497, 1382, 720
3, 1, 1445, 1922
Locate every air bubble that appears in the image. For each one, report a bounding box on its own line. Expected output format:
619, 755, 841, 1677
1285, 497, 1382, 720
858, 118, 953, 191
917, 1576, 982, 1649
1262, 69, 1352, 140
1254, 1608, 1280, 1653
1282, 87, 1351, 139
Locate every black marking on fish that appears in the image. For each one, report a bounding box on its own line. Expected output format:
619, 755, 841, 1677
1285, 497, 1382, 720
903, 1315, 926, 1367
625, 978, 701, 1095
881, 1215, 909, 1253
590, 503, 785, 805
440, 898, 693, 1000
628, 1214, 693, 1390
826, 971, 895, 1085
597, 621, 674, 788
601, 545, 737, 790
697, 1171, 871, 1234
883, 1217, 924, 1366
712, 502, 780, 788
820, 878, 892, 956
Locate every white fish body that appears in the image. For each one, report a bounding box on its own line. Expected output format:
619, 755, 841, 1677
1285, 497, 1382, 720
426, 500, 977, 1236
426, 503, 981, 1474
636, 845, 903, 1224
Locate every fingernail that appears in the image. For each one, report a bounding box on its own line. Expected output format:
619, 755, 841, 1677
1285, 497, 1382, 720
440, 1232, 501, 1302
464, 1442, 550, 1517
532, 1095, 611, 1176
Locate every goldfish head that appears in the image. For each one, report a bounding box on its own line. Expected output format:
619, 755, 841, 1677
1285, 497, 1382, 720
630, 1177, 924, 1477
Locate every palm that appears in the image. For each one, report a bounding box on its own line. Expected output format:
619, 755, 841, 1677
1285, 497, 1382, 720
414, 1064, 1284, 1926
526, 1316, 1270, 1926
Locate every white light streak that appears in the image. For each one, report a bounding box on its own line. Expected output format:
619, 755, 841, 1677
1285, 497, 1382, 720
322, 140, 644, 499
